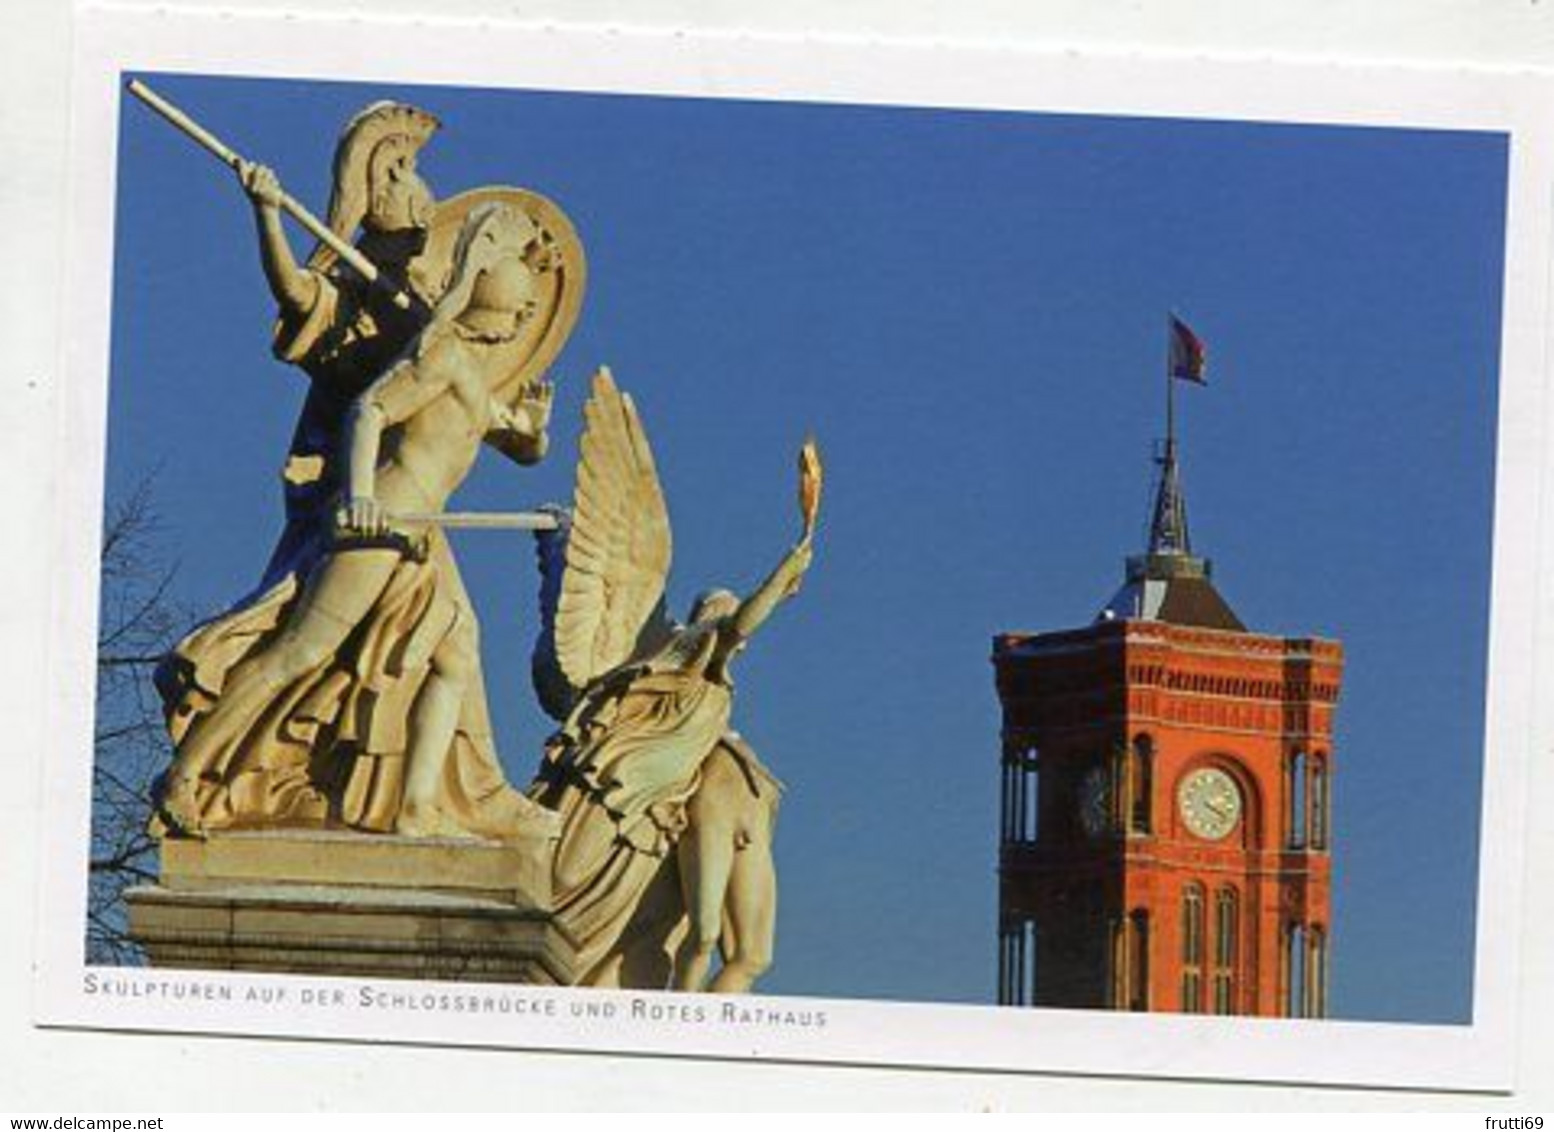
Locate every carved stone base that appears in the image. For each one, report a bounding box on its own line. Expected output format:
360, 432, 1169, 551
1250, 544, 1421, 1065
126, 829, 577, 985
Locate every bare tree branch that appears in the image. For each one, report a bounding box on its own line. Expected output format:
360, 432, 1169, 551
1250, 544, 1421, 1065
88, 474, 188, 966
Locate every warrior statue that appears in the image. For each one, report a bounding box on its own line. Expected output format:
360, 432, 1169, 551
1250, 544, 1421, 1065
243, 99, 447, 589
138, 86, 583, 840
128, 85, 820, 996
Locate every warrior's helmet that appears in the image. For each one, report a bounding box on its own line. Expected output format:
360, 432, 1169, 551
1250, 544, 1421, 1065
414, 202, 541, 356
307, 101, 440, 270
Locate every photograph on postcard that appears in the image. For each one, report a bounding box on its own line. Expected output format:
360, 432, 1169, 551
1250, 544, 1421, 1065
95, 69, 1501, 1016
38, 14, 1542, 1089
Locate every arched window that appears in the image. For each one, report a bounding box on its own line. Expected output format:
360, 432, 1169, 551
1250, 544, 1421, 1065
1307, 927, 1328, 1018
1286, 750, 1307, 849
1181, 883, 1205, 1013
1129, 734, 1154, 835
1109, 743, 1127, 834
1284, 923, 1307, 1017
1022, 749, 1039, 845
1000, 744, 1039, 846
1128, 909, 1150, 1012
1310, 755, 1330, 851
1213, 887, 1239, 1014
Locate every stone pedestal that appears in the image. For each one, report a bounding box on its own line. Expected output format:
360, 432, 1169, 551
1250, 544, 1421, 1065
126, 829, 577, 985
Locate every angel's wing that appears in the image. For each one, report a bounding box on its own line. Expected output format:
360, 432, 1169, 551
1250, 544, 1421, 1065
531, 507, 578, 722
552, 368, 673, 693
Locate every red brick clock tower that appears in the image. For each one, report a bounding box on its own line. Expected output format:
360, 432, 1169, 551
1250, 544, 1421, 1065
992, 432, 1342, 1017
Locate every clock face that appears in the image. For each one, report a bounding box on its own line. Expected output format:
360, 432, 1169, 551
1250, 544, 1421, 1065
1078, 765, 1111, 838
1177, 767, 1242, 841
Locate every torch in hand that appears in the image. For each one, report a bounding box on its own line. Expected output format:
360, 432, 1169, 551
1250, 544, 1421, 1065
798, 434, 823, 544
775, 436, 822, 598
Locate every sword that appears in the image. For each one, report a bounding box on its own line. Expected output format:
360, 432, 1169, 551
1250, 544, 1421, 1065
334, 511, 561, 558
393, 511, 561, 531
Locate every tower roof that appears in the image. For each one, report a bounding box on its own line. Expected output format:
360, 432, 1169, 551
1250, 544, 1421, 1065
1097, 439, 1245, 631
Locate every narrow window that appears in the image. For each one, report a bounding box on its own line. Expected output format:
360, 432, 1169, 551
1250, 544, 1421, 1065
1181, 884, 1204, 1013
1285, 923, 1307, 1017
1022, 749, 1040, 845
1129, 909, 1150, 1012
1001, 745, 1039, 846
998, 918, 1017, 1005
1310, 756, 1329, 851
1110, 744, 1127, 833
1110, 917, 1127, 1010
1182, 970, 1202, 1015
1013, 748, 1027, 843
999, 915, 1038, 1006
1286, 750, 1307, 849
1023, 919, 1038, 1007
1213, 887, 1238, 1015
1129, 734, 1154, 834
1308, 927, 1327, 1018
1001, 747, 1017, 844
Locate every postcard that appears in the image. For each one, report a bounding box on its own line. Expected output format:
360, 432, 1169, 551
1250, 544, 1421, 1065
35, 4, 1551, 1091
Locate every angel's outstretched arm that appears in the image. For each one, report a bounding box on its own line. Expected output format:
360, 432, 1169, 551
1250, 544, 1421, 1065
728, 538, 814, 645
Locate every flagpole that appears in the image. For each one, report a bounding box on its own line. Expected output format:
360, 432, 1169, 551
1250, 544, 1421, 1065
1165, 313, 1177, 465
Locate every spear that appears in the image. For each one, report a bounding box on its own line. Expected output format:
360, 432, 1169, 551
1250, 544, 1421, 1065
125, 78, 414, 311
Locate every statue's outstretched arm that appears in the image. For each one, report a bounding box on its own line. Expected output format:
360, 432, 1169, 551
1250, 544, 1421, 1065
729, 538, 814, 645
239, 160, 319, 315
487, 381, 553, 466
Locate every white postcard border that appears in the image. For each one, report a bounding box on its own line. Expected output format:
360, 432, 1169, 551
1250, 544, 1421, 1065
35, 3, 1550, 1092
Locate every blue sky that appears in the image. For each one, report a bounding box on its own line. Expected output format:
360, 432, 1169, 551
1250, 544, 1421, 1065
104, 73, 1507, 1022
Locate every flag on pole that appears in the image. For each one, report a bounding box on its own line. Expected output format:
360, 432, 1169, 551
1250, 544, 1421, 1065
1168, 314, 1208, 384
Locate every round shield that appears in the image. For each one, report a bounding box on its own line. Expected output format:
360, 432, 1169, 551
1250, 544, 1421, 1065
407, 185, 587, 405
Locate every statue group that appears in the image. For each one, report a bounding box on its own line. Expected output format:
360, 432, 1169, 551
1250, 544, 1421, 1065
139, 93, 819, 993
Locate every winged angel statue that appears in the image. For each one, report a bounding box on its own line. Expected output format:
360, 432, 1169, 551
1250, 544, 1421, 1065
530, 370, 819, 990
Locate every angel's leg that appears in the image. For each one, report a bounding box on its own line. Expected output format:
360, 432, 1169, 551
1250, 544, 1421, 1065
672, 807, 735, 992
707, 829, 776, 994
